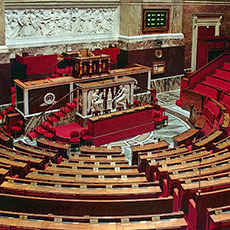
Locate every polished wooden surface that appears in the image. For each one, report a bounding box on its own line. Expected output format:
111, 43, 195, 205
80, 145, 122, 155
173, 128, 199, 147
14, 76, 76, 90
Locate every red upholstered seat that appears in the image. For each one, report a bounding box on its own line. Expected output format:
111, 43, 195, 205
44, 126, 56, 140
11, 125, 21, 135
34, 126, 49, 135
47, 116, 59, 125
40, 121, 51, 129
70, 137, 80, 143
161, 115, 169, 127
27, 131, 38, 141
1, 110, 8, 116
80, 128, 93, 145
69, 130, 80, 150
153, 117, 163, 129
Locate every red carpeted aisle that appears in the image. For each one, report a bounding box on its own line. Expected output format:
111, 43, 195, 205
55, 123, 84, 143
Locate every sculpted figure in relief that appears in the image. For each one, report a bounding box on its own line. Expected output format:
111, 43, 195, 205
113, 85, 130, 109
88, 89, 104, 113
5, 7, 117, 39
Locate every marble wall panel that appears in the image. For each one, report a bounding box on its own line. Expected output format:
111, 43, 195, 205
151, 74, 182, 93
1, 40, 119, 64
0, 0, 5, 46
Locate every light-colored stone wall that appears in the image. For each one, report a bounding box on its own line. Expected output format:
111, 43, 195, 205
0, 0, 5, 46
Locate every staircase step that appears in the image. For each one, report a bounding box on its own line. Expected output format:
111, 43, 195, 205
223, 62, 230, 71
66, 102, 76, 109
60, 106, 72, 114
53, 111, 66, 119
47, 116, 60, 124
40, 121, 52, 129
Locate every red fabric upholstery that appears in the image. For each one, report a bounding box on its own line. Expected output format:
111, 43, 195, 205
204, 75, 230, 92
34, 126, 48, 135
16, 54, 58, 75
69, 137, 80, 144
11, 126, 21, 132
47, 116, 59, 124
193, 82, 219, 100
188, 199, 197, 230
70, 130, 80, 138
60, 106, 72, 114
44, 132, 55, 139
223, 62, 230, 70
66, 102, 76, 109
214, 68, 230, 81
27, 131, 38, 140
53, 111, 66, 118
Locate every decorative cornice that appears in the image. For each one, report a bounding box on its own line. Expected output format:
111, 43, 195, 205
119, 33, 184, 42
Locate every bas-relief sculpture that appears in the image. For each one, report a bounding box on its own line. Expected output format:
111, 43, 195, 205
87, 85, 130, 115
5, 7, 118, 40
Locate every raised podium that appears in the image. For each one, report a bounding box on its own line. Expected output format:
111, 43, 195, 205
88, 105, 155, 146
14, 76, 76, 117
72, 49, 110, 78
75, 76, 136, 126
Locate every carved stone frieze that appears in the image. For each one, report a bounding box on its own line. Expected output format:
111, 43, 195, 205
5, 7, 119, 40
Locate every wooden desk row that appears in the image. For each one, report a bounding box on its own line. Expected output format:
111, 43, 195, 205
146, 147, 210, 181
213, 135, 230, 152
0, 177, 162, 200
0, 210, 187, 230
14, 141, 59, 163
138, 144, 189, 172
131, 140, 169, 165
0, 128, 13, 147
167, 158, 230, 196
155, 149, 230, 181
0, 143, 45, 170
178, 170, 230, 212
173, 128, 199, 147
64, 158, 129, 167
80, 145, 122, 155
192, 130, 223, 150
5, 176, 158, 190
45, 164, 142, 177
37, 138, 70, 158
187, 187, 230, 230
58, 161, 133, 170
207, 205, 230, 230
26, 169, 148, 184
0, 192, 174, 216
70, 154, 128, 164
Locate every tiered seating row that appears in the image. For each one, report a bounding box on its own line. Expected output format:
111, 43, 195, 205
0, 210, 187, 230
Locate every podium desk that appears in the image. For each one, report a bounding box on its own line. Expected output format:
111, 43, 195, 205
88, 105, 155, 146
14, 77, 76, 117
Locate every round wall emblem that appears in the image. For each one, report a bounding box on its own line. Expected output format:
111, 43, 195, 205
44, 92, 55, 105
155, 49, 163, 59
